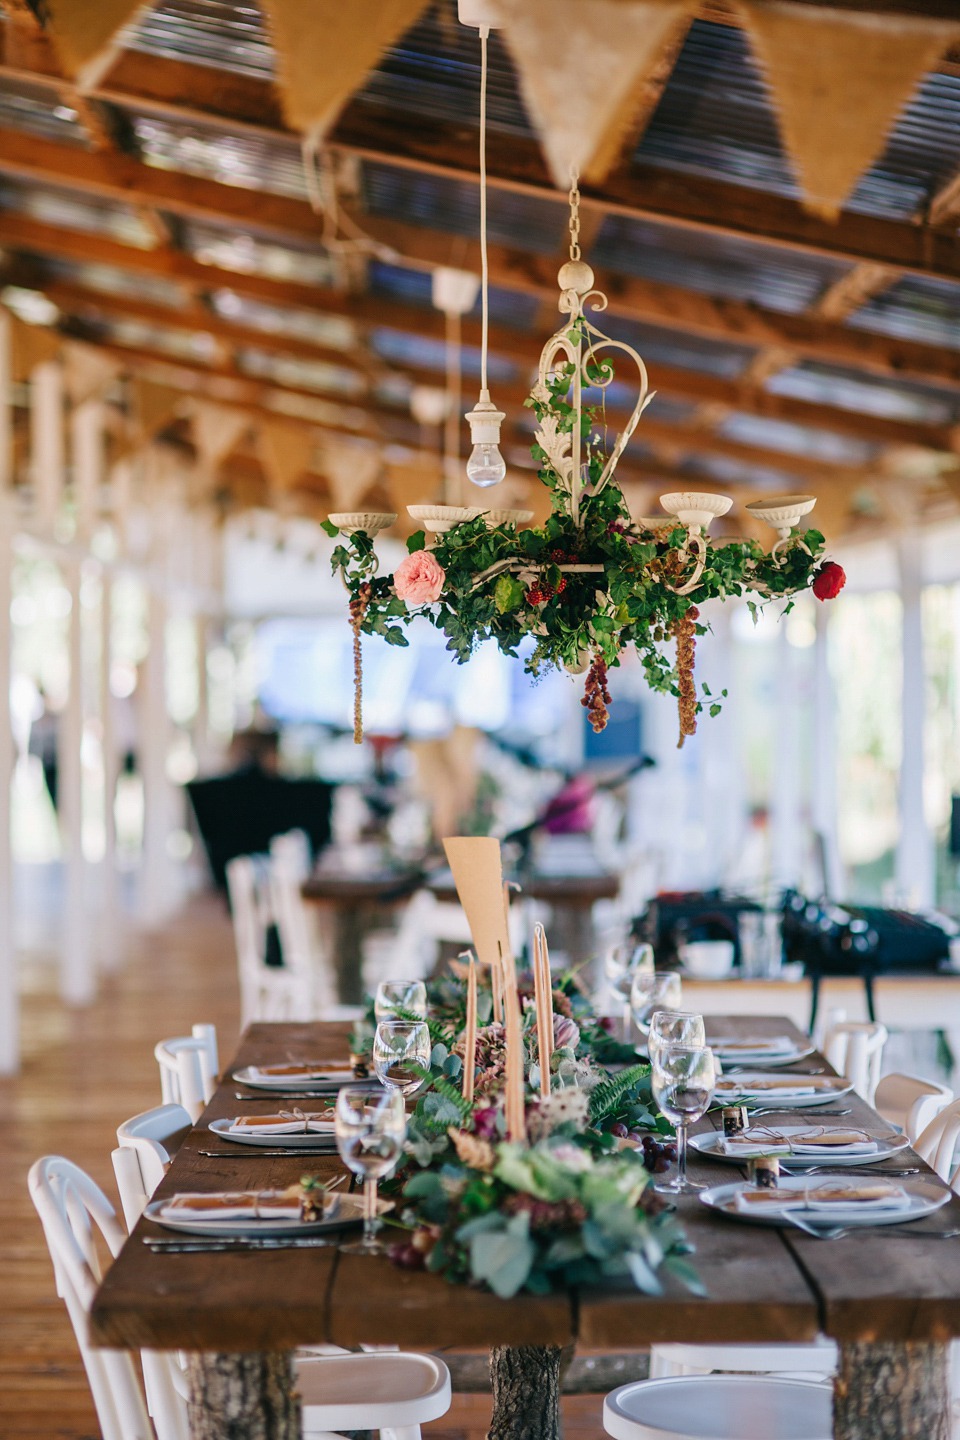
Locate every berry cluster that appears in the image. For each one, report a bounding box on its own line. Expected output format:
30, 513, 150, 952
502, 1192, 588, 1232
387, 1227, 434, 1271
610, 1124, 678, 1174
526, 576, 568, 606
581, 655, 612, 732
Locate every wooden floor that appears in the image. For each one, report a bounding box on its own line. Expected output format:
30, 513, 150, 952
0, 892, 617, 1440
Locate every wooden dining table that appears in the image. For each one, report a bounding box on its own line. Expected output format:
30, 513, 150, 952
91, 1016, 960, 1440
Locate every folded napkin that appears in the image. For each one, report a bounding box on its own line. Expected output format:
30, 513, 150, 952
159, 1187, 305, 1222
721, 1126, 879, 1157
735, 1179, 909, 1216
248, 1061, 354, 1081
716, 1078, 820, 1097
227, 1110, 336, 1136
709, 1037, 795, 1054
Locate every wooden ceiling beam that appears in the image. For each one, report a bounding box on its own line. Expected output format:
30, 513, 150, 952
810, 262, 902, 320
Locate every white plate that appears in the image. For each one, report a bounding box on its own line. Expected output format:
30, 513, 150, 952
713, 1072, 854, 1108
144, 1192, 376, 1238
208, 1118, 338, 1149
707, 1041, 815, 1067
700, 1175, 950, 1229
233, 1064, 360, 1091
690, 1126, 910, 1168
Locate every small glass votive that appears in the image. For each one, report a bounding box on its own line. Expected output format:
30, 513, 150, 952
748, 1156, 780, 1189
722, 1105, 749, 1137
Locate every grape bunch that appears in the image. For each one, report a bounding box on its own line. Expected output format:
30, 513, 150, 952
610, 1123, 678, 1173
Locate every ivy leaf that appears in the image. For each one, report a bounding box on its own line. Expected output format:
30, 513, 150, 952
320, 519, 340, 537
407, 531, 426, 553
495, 573, 525, 614
709, 703, 722, 717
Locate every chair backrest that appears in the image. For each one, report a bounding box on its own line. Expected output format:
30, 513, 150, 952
269, 827, 312, 880
913, 1096, 960, 1183
28, 1156, 154, 1440
873, 1071, 953, 1143
154, 1035, 215, 1122
112, 1103, 192, 1230
268, 848, 337, 1014
823, 1020, 887, 1104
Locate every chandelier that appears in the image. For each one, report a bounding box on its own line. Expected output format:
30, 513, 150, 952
326, 37, 844, 747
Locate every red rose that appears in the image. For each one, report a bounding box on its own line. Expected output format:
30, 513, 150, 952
812, 561, 846, 601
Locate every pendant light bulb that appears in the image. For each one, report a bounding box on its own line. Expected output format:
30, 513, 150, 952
465, 391, 506, 488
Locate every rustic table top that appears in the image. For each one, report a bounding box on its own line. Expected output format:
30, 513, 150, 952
301, 871, 620, 906
90, 1016, 960, 1354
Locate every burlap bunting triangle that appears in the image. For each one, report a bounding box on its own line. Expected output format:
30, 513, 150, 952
133, 377, 183, 441
43, 0, 149, 90
257, 418, 317, 493
190, 402, 250, 479
10, 316, 61, 384
739, 1, 960, 220
63, 342, 120, 407
493, 0, 696, 188
321, 434, 383, 511
261, 0, 429, 139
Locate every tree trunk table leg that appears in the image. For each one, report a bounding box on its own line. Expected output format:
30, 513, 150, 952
834, 1341, 950, 1440
488, 1345, 561, 1440
185, 1352, 300, 1440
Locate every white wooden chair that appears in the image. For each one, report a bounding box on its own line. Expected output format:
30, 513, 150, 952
873, 1071, 953, 1142
270, 827, 313, 880
913, 1096, 960, 1185
28, 1155, 188, 1440
363, 888, 525, 988
649, 1339, 836, 1383
154, 1026, 218, 1124
297, 1351, 451, 1439
268, 844, 338, 1017
822, 1020, 887, 1104
112, 1104, 193, 1231
604, 1375, 831, 1440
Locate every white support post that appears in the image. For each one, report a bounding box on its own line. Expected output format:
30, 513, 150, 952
0, 489, 16, 1073
194, 613, 209, 769
30, 360, 64, 529
139, 588, 172, 927
59, 559, 92, 1004
770, 620, 802, 893
99, 573, 121, 969
812, 601, 843, 898
70, 400, 102, 543
895, 533, 935, 907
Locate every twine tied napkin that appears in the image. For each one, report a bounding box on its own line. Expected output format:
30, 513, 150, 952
159, 1186, 314, 1222
227, 1109, 336, 1136
735, 1179, 909, 1216
248, 1061, 354, 1081
721, 1126, 879, 1157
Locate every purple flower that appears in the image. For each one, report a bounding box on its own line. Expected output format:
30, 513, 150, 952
553, 1015, 581, 1050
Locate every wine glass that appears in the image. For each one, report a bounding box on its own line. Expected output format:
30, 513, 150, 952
335, 1086, 407, 1254
375, 980, 428, 1022
604, 942, 654, 1039
648, 1010, 705, 1067
650, 1044, 717, 1194
630, 970, 682, 1036
373, 1019, 431, 1096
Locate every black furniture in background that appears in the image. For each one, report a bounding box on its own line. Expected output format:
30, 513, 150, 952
187, 766, 333, 890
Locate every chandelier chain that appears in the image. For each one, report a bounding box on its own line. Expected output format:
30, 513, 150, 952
568, 168, 581, 261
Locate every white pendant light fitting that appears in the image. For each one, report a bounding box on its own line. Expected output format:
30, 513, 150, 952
464, 22, 506, 490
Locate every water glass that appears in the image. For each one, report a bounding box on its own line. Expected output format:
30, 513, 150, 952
648, 1010, 705, 1067
651, 1044, 716, 1193
630, 970, 682, 1036
375, 979, 428, 1022
604, 942, 655, 1039
335, 1086, 407, 1254
373, 1019, 431, 1096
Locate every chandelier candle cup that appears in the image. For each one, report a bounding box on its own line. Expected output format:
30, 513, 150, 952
375, 980, 428, 1022
651, 1043, 717, 1194
334, 1086, 407, 1255
630, 970, 682, 1037
373, 1020, 431, 1097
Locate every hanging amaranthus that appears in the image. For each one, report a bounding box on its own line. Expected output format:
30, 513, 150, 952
581, 655, 612, 733
348, 581, 371, 744
672, 606, 699, 748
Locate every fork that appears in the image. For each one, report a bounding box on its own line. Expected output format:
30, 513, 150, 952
781, 1214, 960, 1241
750, 1106, 852, 1118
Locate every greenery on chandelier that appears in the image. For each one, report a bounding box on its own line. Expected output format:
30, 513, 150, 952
326, 355, 833, 740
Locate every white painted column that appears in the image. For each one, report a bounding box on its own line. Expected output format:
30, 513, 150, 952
70, 400, 102, 543
895, 532, 935, 906
811, 601, 844, 897
59, 559, 92, 1004
194, 613, 209, 768
140, 588, 173, 927
0, 315, 15, 1072
99, 572, 121, 969
30, 361, 64, 529
770, 620, 803, 891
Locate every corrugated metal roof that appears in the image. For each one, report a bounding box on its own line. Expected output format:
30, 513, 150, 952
601, 313, 755, 379
718, 412, 879, 465
46, 257, 189, 309
369, 327, 520, 384
93, 315, 220, 363
362, 161, 565, 255
766, 361, 960, 425
0, 77, 90, 148
209, 289, 357, 349
845, 274, 960, 350
237, 347, 367, 397
121, 0, 274, 80
665, 449, 804, 492
183, 221, 342, 287
0, 179, 157, 249
368, 261, 540, 332
592, 214, 849, 316
127, 111, 307, 200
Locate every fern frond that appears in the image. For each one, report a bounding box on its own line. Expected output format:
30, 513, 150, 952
588, 1063, 651, 1125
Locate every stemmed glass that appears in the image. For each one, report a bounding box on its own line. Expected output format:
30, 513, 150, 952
651, 1043, 717, 1194
375, 980, 427, 1021
648, 1010, 705, 1066
335, 1086, 407, 1254
373, 1019, 431, 1096
630, 970, 682, 1037
604, 942, 654, 1040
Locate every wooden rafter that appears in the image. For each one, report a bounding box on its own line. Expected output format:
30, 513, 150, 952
810, 262, 902, 320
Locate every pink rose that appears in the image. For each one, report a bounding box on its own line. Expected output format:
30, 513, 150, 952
393, 550, 446, 604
